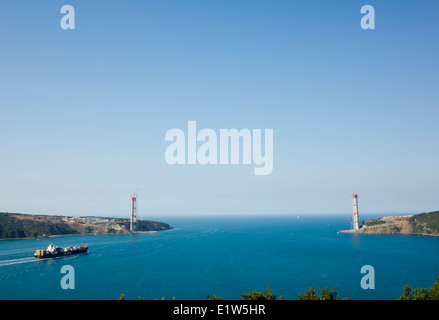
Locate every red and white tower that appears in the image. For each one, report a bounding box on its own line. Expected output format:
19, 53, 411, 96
130, 193, 137, 232
352, 194, 360, 230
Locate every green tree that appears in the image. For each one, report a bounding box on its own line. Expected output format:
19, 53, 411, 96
241, 286, 282, 300
297, 287, 349, 300
398, 273, 439, 300
205, 294, 223, 300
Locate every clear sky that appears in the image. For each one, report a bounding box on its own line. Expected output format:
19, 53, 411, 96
0, 1, 438, 217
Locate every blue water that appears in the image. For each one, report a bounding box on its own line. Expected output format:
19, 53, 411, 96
1, 215, 438, 300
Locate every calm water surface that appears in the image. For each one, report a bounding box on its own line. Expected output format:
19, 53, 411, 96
1, 215, 438, 300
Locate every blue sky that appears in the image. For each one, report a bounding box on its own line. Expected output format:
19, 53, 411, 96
1, 1, 438, 217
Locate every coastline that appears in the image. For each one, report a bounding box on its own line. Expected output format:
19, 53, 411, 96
338, 229, 439, 237
0, 230, 163, 241
0, 212, 173, 241
338, 212, 439, 237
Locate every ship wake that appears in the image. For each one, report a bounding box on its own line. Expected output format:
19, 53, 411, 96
0, 257, 35, 267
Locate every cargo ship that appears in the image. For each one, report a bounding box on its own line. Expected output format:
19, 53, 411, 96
34, 243, 88, 259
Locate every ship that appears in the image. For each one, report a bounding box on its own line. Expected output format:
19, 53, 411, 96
34, 243, 89, 259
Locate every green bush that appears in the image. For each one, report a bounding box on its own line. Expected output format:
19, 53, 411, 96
121, 274, 439, 300
398, 273, 439, 300
241, 286, 282, 300
297, 287, 349, 300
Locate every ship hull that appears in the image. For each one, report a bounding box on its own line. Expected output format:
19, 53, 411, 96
34, 247, 88, 259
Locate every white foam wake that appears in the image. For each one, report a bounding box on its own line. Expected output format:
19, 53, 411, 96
0, 257, 35, 267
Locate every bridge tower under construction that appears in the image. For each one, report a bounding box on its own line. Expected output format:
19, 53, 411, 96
130, 193, 137, 232
352, 194, 360, 230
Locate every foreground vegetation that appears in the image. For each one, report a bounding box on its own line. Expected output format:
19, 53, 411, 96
120, 273, 439, 300
398, 273, 439, 300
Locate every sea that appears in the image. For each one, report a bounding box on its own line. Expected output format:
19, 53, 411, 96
1, 214, 438, 300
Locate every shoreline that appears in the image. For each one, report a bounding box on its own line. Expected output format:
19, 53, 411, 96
0, 231, 163, 241
338, 229, 439, 237
0, 212, 173, 241
338, 212, 439, 237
